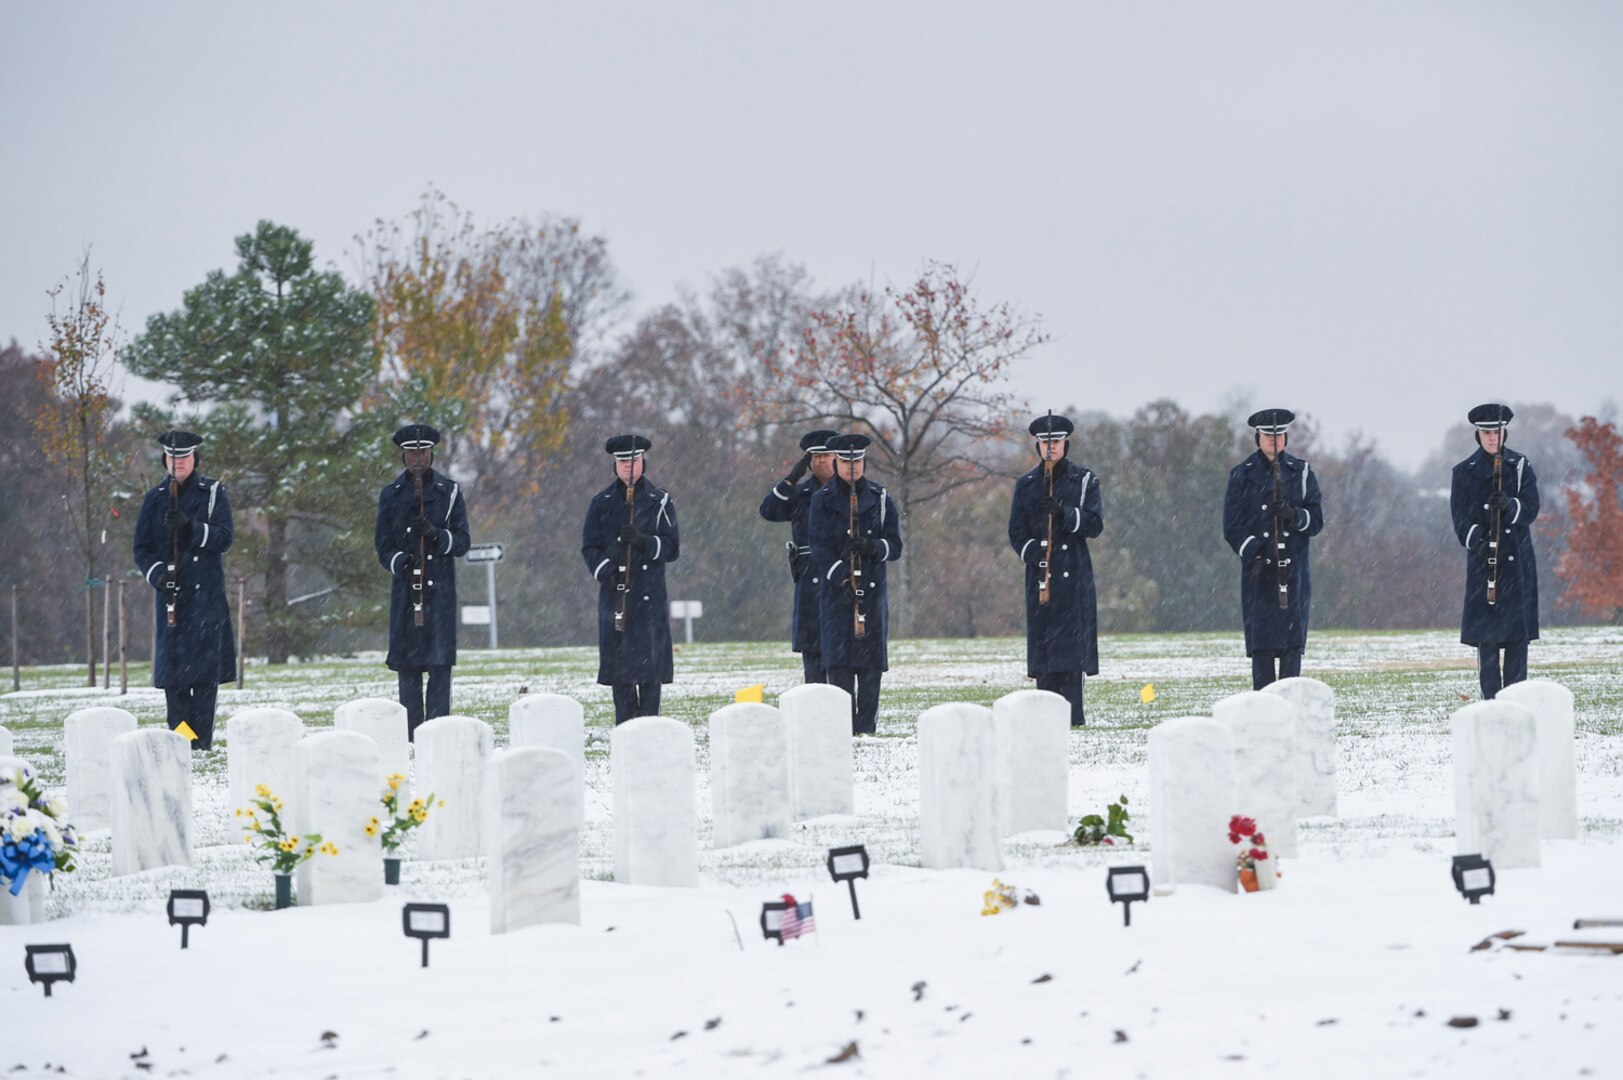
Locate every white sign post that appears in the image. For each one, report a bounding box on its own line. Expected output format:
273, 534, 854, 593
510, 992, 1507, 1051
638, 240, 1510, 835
464, 543, 505, 649
669, 600, 704, 645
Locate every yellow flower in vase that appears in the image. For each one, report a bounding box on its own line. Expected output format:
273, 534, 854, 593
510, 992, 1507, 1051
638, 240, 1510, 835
364, 821, 380, 837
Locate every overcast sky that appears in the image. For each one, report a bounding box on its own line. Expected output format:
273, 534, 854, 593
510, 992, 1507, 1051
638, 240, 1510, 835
4, 2, 1620, 468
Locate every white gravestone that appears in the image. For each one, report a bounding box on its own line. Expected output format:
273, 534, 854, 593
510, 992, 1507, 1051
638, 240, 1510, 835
64, 706, 138, 831
0, 724, 11, 758
1149, 717, 1237, 892
226, 707, 303, 822
508, 693, 586, 826
993, 689, 1070, 836
333, 698, 412, 800
709, 702, 791, 848
1496, 680, 1577, 840
110, 728, 193, 876
293, 730, 383, 905
611, 716, 698, 887
414, 715, 495, 861
918, 703, 1003, 871
485, 747, 580, 933
781, 683, 855, 819
1212, 691, 1299, 859
1452, 701, 1541, 869
1262, 676, 1338, 817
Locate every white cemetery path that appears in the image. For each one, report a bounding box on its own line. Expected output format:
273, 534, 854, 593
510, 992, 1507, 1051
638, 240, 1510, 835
2, 628, 1621, 1077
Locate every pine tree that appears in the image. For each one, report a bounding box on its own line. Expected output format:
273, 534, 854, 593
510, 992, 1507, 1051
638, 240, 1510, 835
125, 222, 379, 663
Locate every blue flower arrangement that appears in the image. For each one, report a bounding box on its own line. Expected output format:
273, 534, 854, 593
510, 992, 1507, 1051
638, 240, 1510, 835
0, 762, 78, 896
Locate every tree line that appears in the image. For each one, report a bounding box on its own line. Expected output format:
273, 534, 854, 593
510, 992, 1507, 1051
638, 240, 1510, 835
5, 191, 1621, 679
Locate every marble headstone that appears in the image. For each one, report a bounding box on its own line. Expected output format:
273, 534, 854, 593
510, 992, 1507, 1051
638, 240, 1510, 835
109, 728, 193, 876
333, 697, 412, 799
709, 702, 791, 848
414, 715, 494, 860
508, 693, 586, 826
1149, 717, 1236, 892
780, 683, 855, 819
918, 703, 1003, 871
1212, 691, 1298, 858
1452, 701, 1540, 869
64, 706, 138, 831
226, 707, 303, 822
1262, 676, 1338, 817
0, 724, 11, 758
293, 730, 383, 905
992, 689, 1070, 836
485, 747, 580, 933
611, 716, 698, 887
1496, 680, 1577, 840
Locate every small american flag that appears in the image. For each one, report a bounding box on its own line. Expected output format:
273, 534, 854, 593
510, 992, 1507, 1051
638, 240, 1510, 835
780, 894, 816, 940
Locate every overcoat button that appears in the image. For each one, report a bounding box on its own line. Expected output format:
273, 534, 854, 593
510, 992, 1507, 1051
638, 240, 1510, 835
642, 564, 648, 570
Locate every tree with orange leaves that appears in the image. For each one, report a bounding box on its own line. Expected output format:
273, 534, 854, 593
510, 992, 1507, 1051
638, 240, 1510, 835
763, 262, 1047, 633
1557, 417, 1623, 623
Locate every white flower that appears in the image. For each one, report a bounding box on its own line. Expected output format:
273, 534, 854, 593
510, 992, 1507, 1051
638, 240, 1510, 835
45, 798, 68, 819
0, 790, 26, 813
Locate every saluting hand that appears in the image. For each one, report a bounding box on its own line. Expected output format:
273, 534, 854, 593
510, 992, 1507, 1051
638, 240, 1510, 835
785, 453, 811, 485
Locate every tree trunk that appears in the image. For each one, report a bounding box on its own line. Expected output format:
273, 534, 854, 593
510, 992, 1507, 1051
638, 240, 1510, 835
265, 515, 290, 664
893, 476, 914, 639
83, 573, 95, 687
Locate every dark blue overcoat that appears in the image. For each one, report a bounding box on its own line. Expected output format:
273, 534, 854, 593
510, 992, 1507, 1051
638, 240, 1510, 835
582, 478, 680, 685
374, 470, 472, 670
1008, 459, 1104, 676
1222, 450, 1325, 655
132, 474, 237, 688
758, 475, 822, 653
809, 476, 903, 671
1450, 447, 1540, 646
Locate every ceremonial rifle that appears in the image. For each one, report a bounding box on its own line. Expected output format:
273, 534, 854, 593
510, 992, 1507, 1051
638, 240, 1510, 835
411, 469, 427, 627
849, 458, 867, 640
1039, 410, 1055, 606
165, 474, 180, 627
614, 472, 636, 633
1271, 442, 1289, 610
1487, 406, 1505, 606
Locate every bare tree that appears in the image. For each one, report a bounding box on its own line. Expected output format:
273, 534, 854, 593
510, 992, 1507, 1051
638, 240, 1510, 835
763, 261, 1046, 633
35, 252, 126, 685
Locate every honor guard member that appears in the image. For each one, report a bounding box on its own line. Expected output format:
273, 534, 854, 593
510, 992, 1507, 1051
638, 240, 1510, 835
1008, 414, 1104, 726
582, 434, 681, 724
374, 424, 472, 740
132, 431, 236, 749
809, 433, 903, 734
1222, 409, 1325, 689
1450, 404, 1540, 699
758, 429, 839, 683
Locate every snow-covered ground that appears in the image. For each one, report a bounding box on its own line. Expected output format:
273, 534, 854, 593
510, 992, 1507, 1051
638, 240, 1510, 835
2, 629, 1621, 1078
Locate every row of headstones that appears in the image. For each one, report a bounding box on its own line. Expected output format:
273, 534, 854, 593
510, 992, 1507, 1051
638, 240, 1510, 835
1148, 678, 1576, 890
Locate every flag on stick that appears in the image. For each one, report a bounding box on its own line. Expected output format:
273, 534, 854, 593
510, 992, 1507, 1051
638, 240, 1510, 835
779, 893, 816, 940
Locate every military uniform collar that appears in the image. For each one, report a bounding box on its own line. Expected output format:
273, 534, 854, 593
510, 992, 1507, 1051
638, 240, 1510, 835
1245, 449, 1300, 471
395, 469, 453, 490
1467, 447, 1518, 475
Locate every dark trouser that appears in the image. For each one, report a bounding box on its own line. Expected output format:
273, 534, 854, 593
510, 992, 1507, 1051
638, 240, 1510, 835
1251, 649, 1303, 691
826, 665, 882, 734
1477, 642, 1529, 700
801, 650, 827, 684
1036, 670, 1087, 726
398, 665, 453, 741
164, 683, 219, 749
612, 682, 662, 725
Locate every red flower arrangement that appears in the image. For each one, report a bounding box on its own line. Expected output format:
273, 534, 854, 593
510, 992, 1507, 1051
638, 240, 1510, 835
1228, 814, 1270, 871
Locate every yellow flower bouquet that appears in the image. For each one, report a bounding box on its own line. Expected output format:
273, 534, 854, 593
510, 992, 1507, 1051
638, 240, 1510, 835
236, 785, 338, 876
374, 774, 442, 854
